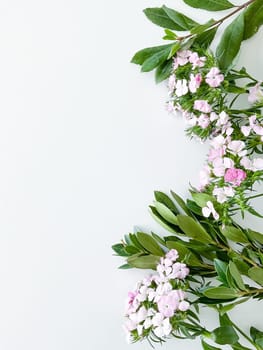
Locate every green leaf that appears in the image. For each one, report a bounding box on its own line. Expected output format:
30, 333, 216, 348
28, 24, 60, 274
154, 201, 179, 225
191, 192, 215, 208
231, 343, 253, 350
166, 241, 203, 266
244, 0, 263, 39
228, 261, 246, 290
211, 326, 239, 345
136, 232, 164, 256
183, 0, 234, 11
168, 42, 181, 59
203, 287, 239, 299
191, 19, 216, 35
248, 267, 263, 286
232, 257, 250, 275
219, 298, 249, 315
171, 191, 192, 215
144, 8, 185, 30
162, 5, 198, 30
131, 44, 173, 66
214, 259, 228, 285
149, 206, 178, 234
141, 49, 171, 72
201, 340, 221, 350
127, 255, 160, 269
247, 229, 263, 244
216, 13, 245, 70
250, 327, 263, 346
154, 191, 178, 213
112, 243, 129, 257
220, 225, 248, 243
118, 263, 132, 269
177, 215, 213, 243
155, 59, 173, 83
194, 27, 218, 49
246, 206, 263, 218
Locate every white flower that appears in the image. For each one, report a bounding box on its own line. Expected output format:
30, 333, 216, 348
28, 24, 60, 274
175, 79, 188, 97
202, 201, 219, 220
213, 186, 235, 204
152, 314, 172, 338
228, 140, 247, 157
210, 135, 226, 149
253, 158, 263, 171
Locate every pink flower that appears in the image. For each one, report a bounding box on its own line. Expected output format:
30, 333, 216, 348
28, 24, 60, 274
199, 165, 211, 189
189, 73, 202, 93
189, 52, 206, 68
171, 262, 189, 279
198, 114, 210, 129
194, 100, 212, 113
157, 293, 179, 317
208, 147, 225, 162
165, 249, 179, 262
224, 168, 247, 186
228, 140, 247, 157
166, 101, 175, 113
248, 83, 263, 103
213, 186, 235, 203
178, 300, 190, 312
168, 74, 176, 92
205, 67, 224, 88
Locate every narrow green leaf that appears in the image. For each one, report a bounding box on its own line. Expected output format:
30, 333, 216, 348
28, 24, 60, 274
216, 13, 245, 70
244, 0, 263, 39
112, 243, 129, 257
247, 229, 263, 244
136, 232, 164, 256
191, 192, 215, 208
183, 0, 234, 11
214, 259, 228, 285
154, 202, 178, 225
177, 215, 213, 243
162, 5, 198, 30
220, 225, 248, 243
191, 19, 216, 35
201, 340, 221, 350
211, 326, 239, 345
171, 191, 192, 215
118, 263, 132, 269
149, 206, 178, 234
248, 267, 263, 286
203, 287, 239, 299
154, 191, 178, 213
127, 255, 160, 269
228, 261, 246, 290
131, 44, 173, 66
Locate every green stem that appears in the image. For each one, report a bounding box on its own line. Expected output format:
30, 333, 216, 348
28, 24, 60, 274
246, 193, 263, 201
217, 243, 259, 268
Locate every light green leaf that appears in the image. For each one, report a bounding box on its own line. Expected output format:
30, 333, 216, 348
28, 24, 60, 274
183, 0, 234, 11
191, 192, 215, 208
177, 215, 213, 243
154, 191, 178, 213
162, 5, 198, 30
171, 191, 192, 215
131, 44, 173, 66
228, 261, 246, 290
127, 255, 160, 269
211, 326, 239, 345
154, 201, 178, 225
216, 13, 245, 70
149, 206, 178, 234
248, 267, 263, 286
136, 232, 164, 256
220, 225, 248, 243
203, 287, 239, 299
247, 229, 263, 244
244, 0, 263, 39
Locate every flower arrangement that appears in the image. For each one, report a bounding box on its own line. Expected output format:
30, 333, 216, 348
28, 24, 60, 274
112, 0, 263, 349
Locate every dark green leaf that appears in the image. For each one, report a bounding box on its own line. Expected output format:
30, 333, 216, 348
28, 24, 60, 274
220, 225, 248, 243
244, 0, 263, 39
131, 44, 173, 65
149, 206, 179, 233
144, 7, 188, 30
214, 259, 228, 285
191, 192, 215, 208
232, 257, 250, 275
166, 241, 203, 266
136, 232, 164, 256
203, 287, 239, 299
154, 191, 178, 213
247, 229, 263, 244
191, 19, 216, 35
177, 215, 213, 243
231, 343, 252, 350
246, 206, 263, 218
162, 5, 198, 30
194, 27, 218, 49
248, 267, 263, 286
118, 263, 132, 269
183, 0, 234, 11
171, 191, 192, 215
112, 243, 129, 257
201, 340, 221, 350
211, 326, 239, 345
127, 255, 160, 269
155, 59, 173, 83
250, 327, 263, 343
216, 13, 245, 70
228, 261, 246, 290
141, 49, 171, 72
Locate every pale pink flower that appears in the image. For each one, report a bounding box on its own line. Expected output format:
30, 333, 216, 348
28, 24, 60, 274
212, 158, 226, 177
189, 52, 206, 68
253, 158, 263, 171
171, 262, 189, 279
199, 165, 211, 188
157, 293, 179, 317
205, 67, 224, 87
198, 114, 210, 129
165, 249, 179, 261
228, 140, 247, 157
177, 50, 192, 66
178, 300, 190, 312
210, 112, 218, 122
152, 316, 172, 338
175, 79, 188, 97
254, 125, 263, 136
168, 74, 176, 92
248, 83, 263, 103
216, 111, 229, 126
202, 201, 219, 220
240, 156, 252, 170
213, 186, 235, 203
210, 135, 226, 149
241, 115, 257, 136
208, 147, 225, 162
166, 101, 175, 113
189, 73, 202, 93
224, 168, 247, 186
194, 100, 212, 113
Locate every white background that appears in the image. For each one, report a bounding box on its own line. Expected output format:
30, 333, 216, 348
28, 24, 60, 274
0, 0, 262, 349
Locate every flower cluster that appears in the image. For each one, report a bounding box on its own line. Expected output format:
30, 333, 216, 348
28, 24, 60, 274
124, 249, 190, 343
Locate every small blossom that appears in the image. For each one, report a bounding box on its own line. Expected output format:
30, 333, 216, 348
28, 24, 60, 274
205, 67, 224, 87
228, 140, 247, 157
202, 201, 219, 220
165, 249, 179, 261
175, 79, 188, 97
168, 74, 176, 92
178, 300, 190, 312
194, 100, 212, 113
189, 52, 206, 68
213, 186, 235, 203
224, 168, 247, 186
199, 165, 211, 188
198, 114, 210, 129
248, 83, 263, 103
189, 73, 202, 93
